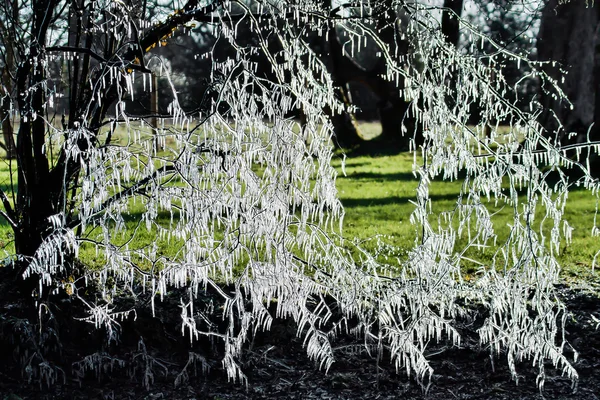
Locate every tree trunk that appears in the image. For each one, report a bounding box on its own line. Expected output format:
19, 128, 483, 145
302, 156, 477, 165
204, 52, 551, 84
0, 94, 17, 159
441, 0, 464, 123
0, 17, 18, 159
324, 25, 363, 148
325, 5, 418, 150
442, 0, 464, 48
14, 2, 62, 267
328, 87, 364, 149
537, 0, 599, 145
370, 0, 419, 148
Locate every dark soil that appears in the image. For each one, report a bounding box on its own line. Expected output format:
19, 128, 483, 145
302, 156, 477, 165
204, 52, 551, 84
1, 283, 599, 400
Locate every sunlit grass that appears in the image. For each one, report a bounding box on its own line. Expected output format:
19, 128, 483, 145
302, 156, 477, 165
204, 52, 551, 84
333, 142, 600, 284
0, 121, 598, 284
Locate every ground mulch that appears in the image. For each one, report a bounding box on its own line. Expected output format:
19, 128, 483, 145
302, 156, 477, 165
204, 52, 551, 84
1, 286, 599, 400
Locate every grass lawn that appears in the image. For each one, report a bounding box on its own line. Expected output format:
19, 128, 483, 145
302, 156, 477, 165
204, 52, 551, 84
0, 121, 598, 285
333, 142, 600, 284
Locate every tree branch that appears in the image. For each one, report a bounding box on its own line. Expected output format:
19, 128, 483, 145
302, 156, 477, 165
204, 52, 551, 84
68, 164, 177, 229
46, 46, 152, 73
0, 188, 17, 228
473, 140, 600, 159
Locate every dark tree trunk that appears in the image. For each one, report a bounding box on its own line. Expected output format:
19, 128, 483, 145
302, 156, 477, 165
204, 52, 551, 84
441, 0, 464, 48
0, 92, 16, 159
324, 1, 419, 150
14, 2, 60, 263
326, 25, 364, 148
0, 4, 18, 159
441, 0, 464, 123
370, 0, 419, 148
537, 0, 600, 145
536, 0, 600, 175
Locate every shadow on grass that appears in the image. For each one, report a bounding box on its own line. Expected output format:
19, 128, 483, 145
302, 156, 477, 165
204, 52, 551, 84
0, 216, 12, 228
342, 192, 461, 208
340, 171, 418, 182
334, 160, 374, 169
118, 209, 177, 224
343, 140, 409, 157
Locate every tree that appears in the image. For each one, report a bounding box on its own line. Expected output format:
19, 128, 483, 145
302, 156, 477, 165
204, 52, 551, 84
0, 0, 597, 391
326, 0, 419, 149
0, 0, 20, 158
460, 0, 541, 138
537, 0, 600, 167
442, 0, 464, 48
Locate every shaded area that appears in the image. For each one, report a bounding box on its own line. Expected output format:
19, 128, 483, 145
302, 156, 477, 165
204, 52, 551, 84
0, 277, 599, 399
341, 193, 460, 209
340, 171, 418, 182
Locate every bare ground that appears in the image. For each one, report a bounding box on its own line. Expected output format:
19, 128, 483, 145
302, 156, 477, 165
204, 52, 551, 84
1, 285, 599, 400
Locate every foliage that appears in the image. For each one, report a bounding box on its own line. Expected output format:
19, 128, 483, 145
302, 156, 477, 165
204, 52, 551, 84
0, 0, 599, 392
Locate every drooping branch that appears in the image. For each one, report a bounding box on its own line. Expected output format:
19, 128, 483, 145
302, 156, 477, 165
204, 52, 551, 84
70, 139, 232, 229
0, 188, 17, 229
47, 2, 224, 205
69, 164, 177, 229
46, 46, 152, 73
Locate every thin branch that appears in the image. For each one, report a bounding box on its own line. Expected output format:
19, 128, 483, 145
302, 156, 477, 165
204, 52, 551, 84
46, 46, 152, 73
0, 187, 15, 224
69, 164, 177, 229
473, 140, 600, 159
0, 210, 17, 229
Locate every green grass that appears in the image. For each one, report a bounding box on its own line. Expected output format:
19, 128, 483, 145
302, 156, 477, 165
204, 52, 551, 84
0, 159, 17, 257
332, 146, 600, 284
0, 121, 598, 284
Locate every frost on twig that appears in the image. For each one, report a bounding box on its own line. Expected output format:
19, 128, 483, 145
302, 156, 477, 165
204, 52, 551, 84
174, 352, 211, 388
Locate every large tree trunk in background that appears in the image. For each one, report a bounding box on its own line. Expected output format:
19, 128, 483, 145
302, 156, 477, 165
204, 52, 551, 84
326, 28, 364, 148
537, 0, 600, 148
441, 0, 464, 130
321, 0, 419, 151
328, 31, 416, 150
318, 0, 362, 148
442, 0, 464, 48
370, 0, 419, 149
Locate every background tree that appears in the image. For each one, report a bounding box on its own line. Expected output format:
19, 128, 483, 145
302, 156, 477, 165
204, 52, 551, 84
442, 0, 464, 48
461, 0, 540, 134
326, 0, 419, 150
0, 0, 22, 158
0, 0, 596, 390
537, 0, 600, 168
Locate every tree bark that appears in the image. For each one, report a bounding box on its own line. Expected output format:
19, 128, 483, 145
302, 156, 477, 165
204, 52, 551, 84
370, 0, 418, 148
324, 1, 418, 150
441, 0, 464, 126
0, 2, 18, 159
14, 2, 58, 261
537, 0, 599, 145
536, 0, 600, 175
441, 0, 464, 48
0, 83, 17, 159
